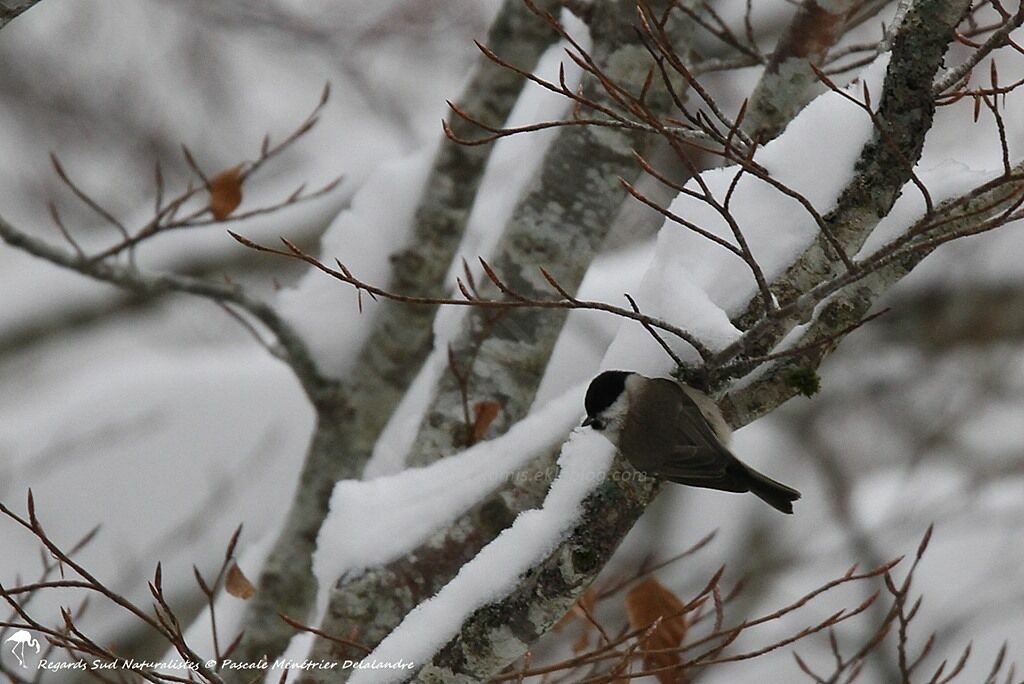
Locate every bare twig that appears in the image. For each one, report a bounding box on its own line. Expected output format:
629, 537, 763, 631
934, 4, 1024, 94
230, 232, 714, 362
0, 216, 337, 404
279, 614, 372, 655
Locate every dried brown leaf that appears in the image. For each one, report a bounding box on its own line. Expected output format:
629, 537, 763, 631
625, 577, 687, 683
225, 561, 257, 599
471, 401, 501, 444
209, 166, 243, 220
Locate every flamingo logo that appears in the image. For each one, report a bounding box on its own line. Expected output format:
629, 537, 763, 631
5, 630, 40, 668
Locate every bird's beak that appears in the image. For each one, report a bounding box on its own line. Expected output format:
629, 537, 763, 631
581, 416, 594, 427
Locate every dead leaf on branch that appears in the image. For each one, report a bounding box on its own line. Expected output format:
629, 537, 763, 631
209, 166, 243, 220
625, 577, 687, 683
225, 560, 256, 599
470, 400, 501, 444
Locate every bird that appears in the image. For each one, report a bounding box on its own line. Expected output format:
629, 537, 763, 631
582, 370, 800, 513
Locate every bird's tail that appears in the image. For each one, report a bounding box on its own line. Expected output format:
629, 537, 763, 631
740, 463, 801, 514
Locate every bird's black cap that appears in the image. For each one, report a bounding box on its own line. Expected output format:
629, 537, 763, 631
584, 370, 630, 420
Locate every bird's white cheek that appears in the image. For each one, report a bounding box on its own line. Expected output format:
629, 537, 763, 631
597, 422, 623, 446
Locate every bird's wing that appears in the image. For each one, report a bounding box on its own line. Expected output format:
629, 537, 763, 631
620, 378, 748, 492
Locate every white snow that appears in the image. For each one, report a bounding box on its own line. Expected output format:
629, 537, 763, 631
364, 25, 589, 477
533, 239, 657, 407
858, 159, 1003, 258
344, 52, 904, 677
362, 352, 448, 478
278, 385, 587, 683
348, 427, 616, 683
0, 0, 484, 662
447, 11, 590, 281
314, 384, 585, 585
3, 4, 1024, 683
275, 148, 436, 378
603, 56, 891, 376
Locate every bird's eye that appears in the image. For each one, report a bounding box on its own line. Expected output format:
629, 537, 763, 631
591, 419, 605, 431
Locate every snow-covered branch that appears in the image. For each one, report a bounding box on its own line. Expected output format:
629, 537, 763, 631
287, 2, 706, 670
222, 0, 1024, 676
724, 158, 1024, 426
5, 0, 1024, 681
743, 0, 866, 141
385, 1, 1005, 679
718, 0, 975, 369
226, 0, 566, 670
398, 0, 686, 469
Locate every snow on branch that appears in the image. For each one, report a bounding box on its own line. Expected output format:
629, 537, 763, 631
220, 0, 1024, 677
6, 0, 1024, 681
327, 0, 1022, 679
220, 0, 568, 671
744, 0, 868, 141
258, 0, 702, 671
724, 157, 1024, 426
348, 427, 618, 683
311, 386, 585, 585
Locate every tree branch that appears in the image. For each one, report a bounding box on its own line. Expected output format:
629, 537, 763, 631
407, 1, 980, 678
226, 0, 564, 670
724, 0, 974, 369
743, 0, 864, 142
305, 0, 697, 672
0, 214, 336, 404
721, 161, 1024, 427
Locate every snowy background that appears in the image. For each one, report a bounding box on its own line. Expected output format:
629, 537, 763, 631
1, 0, 1023, 682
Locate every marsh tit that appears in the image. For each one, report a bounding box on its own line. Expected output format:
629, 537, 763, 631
582, 370, 800, 514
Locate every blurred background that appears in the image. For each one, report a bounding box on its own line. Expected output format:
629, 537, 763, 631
1, 0, 1022, 681
0, 0, 494, 662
